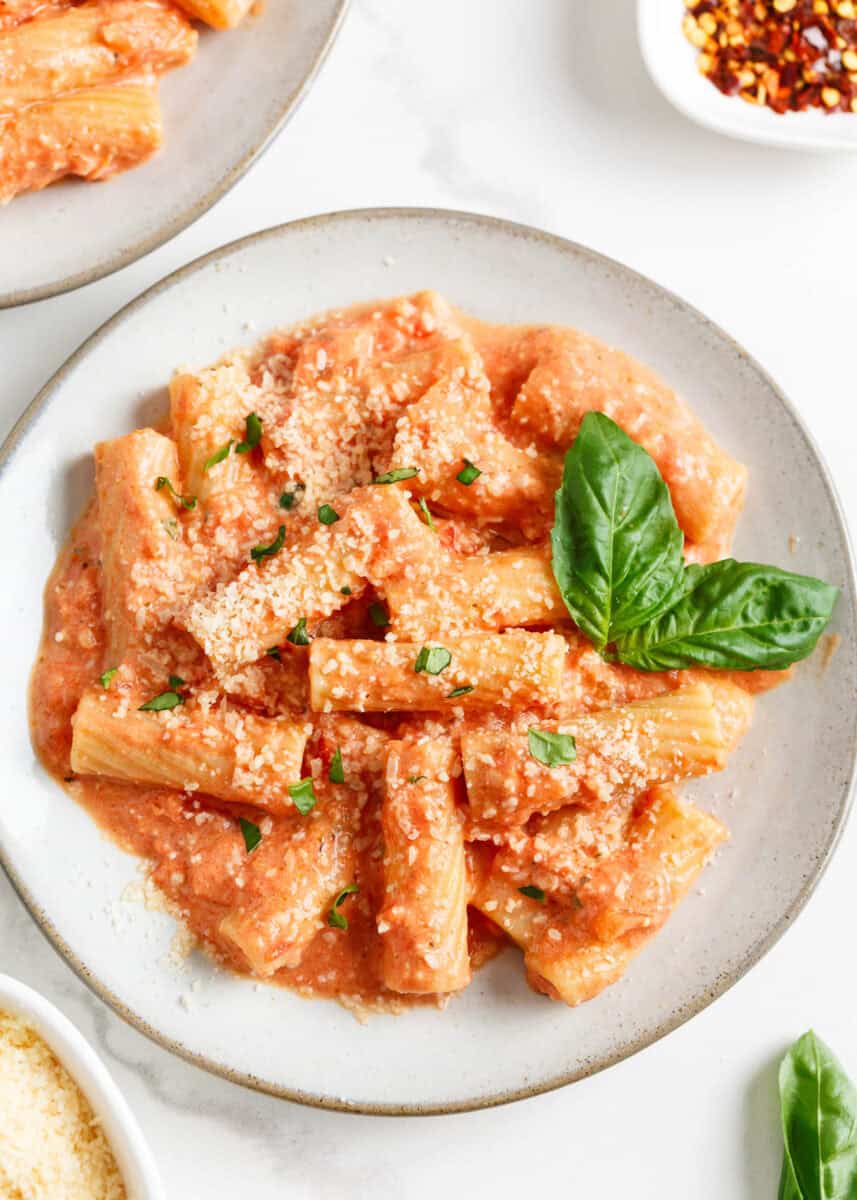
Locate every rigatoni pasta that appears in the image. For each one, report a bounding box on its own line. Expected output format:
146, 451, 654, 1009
30, 292, 793, 1016
71, 686, 310, 815
0, 81, 163, 204
0, 0, 257, 204
378, 738, 470, 994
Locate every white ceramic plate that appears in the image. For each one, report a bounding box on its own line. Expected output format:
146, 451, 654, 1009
0, 1, 349, 309
2, 209, 856, 1115
638, 0, 857, 150
0, 973, 164, 1199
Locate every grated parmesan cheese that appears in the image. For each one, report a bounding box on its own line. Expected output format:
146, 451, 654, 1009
0, 1010, 126, 1200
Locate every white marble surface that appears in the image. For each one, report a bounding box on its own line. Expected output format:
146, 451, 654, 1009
2, 2, 857, 1195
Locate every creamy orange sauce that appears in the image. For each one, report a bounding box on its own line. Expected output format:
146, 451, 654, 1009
29, 294, 788, 1013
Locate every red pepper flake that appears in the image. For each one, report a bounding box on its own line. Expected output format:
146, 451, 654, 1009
682, 0, 857, 115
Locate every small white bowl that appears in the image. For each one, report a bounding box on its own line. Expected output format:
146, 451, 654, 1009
638, 0, 857, 151
0, 975, 164, 1200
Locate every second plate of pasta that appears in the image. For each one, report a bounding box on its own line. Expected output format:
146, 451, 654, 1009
0, 0, 348, 307
2, 208, 855, 1113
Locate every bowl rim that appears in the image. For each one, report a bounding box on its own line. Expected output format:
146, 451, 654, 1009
2, 206, 856, 1116
636, 0, 857, 151
0, 0, 350, 311
0, 972, 165, 1198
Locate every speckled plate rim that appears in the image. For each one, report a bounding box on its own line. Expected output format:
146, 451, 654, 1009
2, 207, 856, 1116
0, 1, 350, 312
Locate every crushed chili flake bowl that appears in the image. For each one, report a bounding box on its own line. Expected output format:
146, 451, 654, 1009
638, 0, 857, 151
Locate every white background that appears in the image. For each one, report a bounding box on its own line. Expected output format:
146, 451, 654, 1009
2, 2, 857, 1195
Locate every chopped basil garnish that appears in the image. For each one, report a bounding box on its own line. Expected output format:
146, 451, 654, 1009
155, 476, 196, 510
527, 727, 577, 768
289, 777, 317, 815
266, 645, 281, 660
414, 645, 452, 675
340, 586, 353, 596
328, 882, 359, 930
203, 440, 233, 471
369, 601, 389, 628
235, 412, 262, 454
447, 685, 473, 699
139, 690, 184, 712
279, 484, 305, 510
417, 497, 436, 531
329, 747, 345, 784
251, 524, 285, 562
168, 674, 185, 689
407, 774, 427, 784
286, 617, 310, 646
317, 504, 340, 525
239, 816, 262, 853
456, 459, 481, 485
372, 467, 420, 485
162, 518, 180, 541
100, 667, 118, 690
519, 885, 545, 902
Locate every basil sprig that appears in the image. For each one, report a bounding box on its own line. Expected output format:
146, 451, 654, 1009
778, 1030, 857, 1199
551, 413, 837, 671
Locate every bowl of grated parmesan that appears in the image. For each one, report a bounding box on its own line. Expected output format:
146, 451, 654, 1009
0, 974, 164, 1200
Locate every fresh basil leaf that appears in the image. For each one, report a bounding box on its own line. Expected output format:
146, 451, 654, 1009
155, 476, 197, 510
778, 1158, 802, 1200
551, 412, 684, 651
418, 497, 436, 531
779, 1030, 857, 1200
373, 467, 419, 485
369, 601, 389, 628
519, 885, 545, 902
414, 645, 451, 675
456, 459, 481, 485
266, 646, 281, 660
317, 504, 340, 525
289, 777, 317, 815
251, 525, 286, 562
235, 412, 262, 454
617, 560, 839, 671
168, 674, 185, 689
100, 668, 118, 690
239, 817, 261, 853
527, 727, 577, 767
329, 747, 344, 784
447, 685, 474, 699
139, 690, 183, 712
286, 617, 310, 646
340, 586, 353, 596
203, 440, 233, 471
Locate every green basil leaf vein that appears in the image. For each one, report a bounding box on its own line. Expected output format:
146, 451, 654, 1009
551, 411, 684, 651
617, 560, 838, 672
